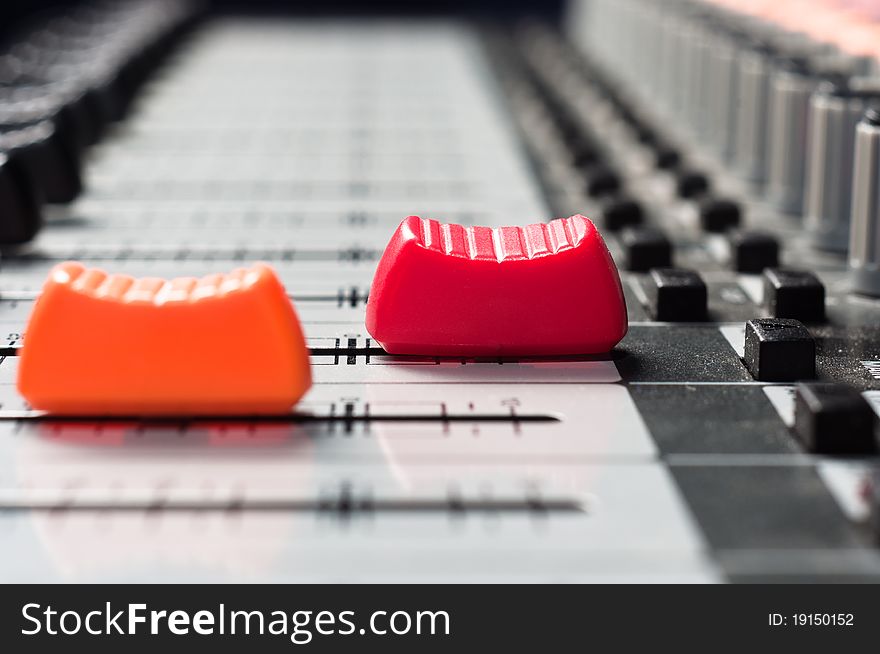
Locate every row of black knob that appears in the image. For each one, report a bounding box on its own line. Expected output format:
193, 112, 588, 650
640, 266, 823, 323
517, 46, 632, 205
555, 30, 700, 184
506, 25, 878, 461
517, 24, 822, 315
747, 321, 878, 456
511, 27, 837, 335
622, 227, 779, 274
512, 29, 650, 226
640, 267, 875, 455
0, 0, 202, 246
640, 270, 872, 456
602, 196, 741, 234
519, 25, 751, 246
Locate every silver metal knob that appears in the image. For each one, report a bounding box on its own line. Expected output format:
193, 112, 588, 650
766, 55, 866, 215
706, 31, 741, 161
734, 44, 774, 185
849, 108, 880, 296
804, 79, 880, 252
766, 60, 820, 213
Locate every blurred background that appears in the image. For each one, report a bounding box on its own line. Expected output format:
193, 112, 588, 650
0, 0, 566, 42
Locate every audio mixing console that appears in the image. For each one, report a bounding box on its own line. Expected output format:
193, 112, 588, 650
0, 0, 880, 584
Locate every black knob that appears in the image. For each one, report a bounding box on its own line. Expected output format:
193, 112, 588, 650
82, 67, 127, 126
0, 88, 85, 161
0, 150, 43, 244
644, 268, 708, 322
730, 231, 780, 273
699, 198, 742, 233
634, 126, 657, 146
599, 195, 643, 232
676, 170, 711, 199
794, 383, 878, 454
621, 227, 673, 272
568, 135, 602, 169
744, 318, 816, 382
762, 268, 826, 323
0, 120, 82, 204
655, 146, 681, 170
3, 80, 102, 152
584, 164, 621, 198
65, 86, 103, 149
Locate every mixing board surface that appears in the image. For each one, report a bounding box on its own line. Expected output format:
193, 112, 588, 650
1, 1, 880, 584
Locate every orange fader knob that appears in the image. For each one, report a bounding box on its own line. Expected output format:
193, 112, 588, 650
17, 262, 312, 415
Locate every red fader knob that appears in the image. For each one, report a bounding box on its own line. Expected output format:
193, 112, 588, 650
365, 215, 628, 356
